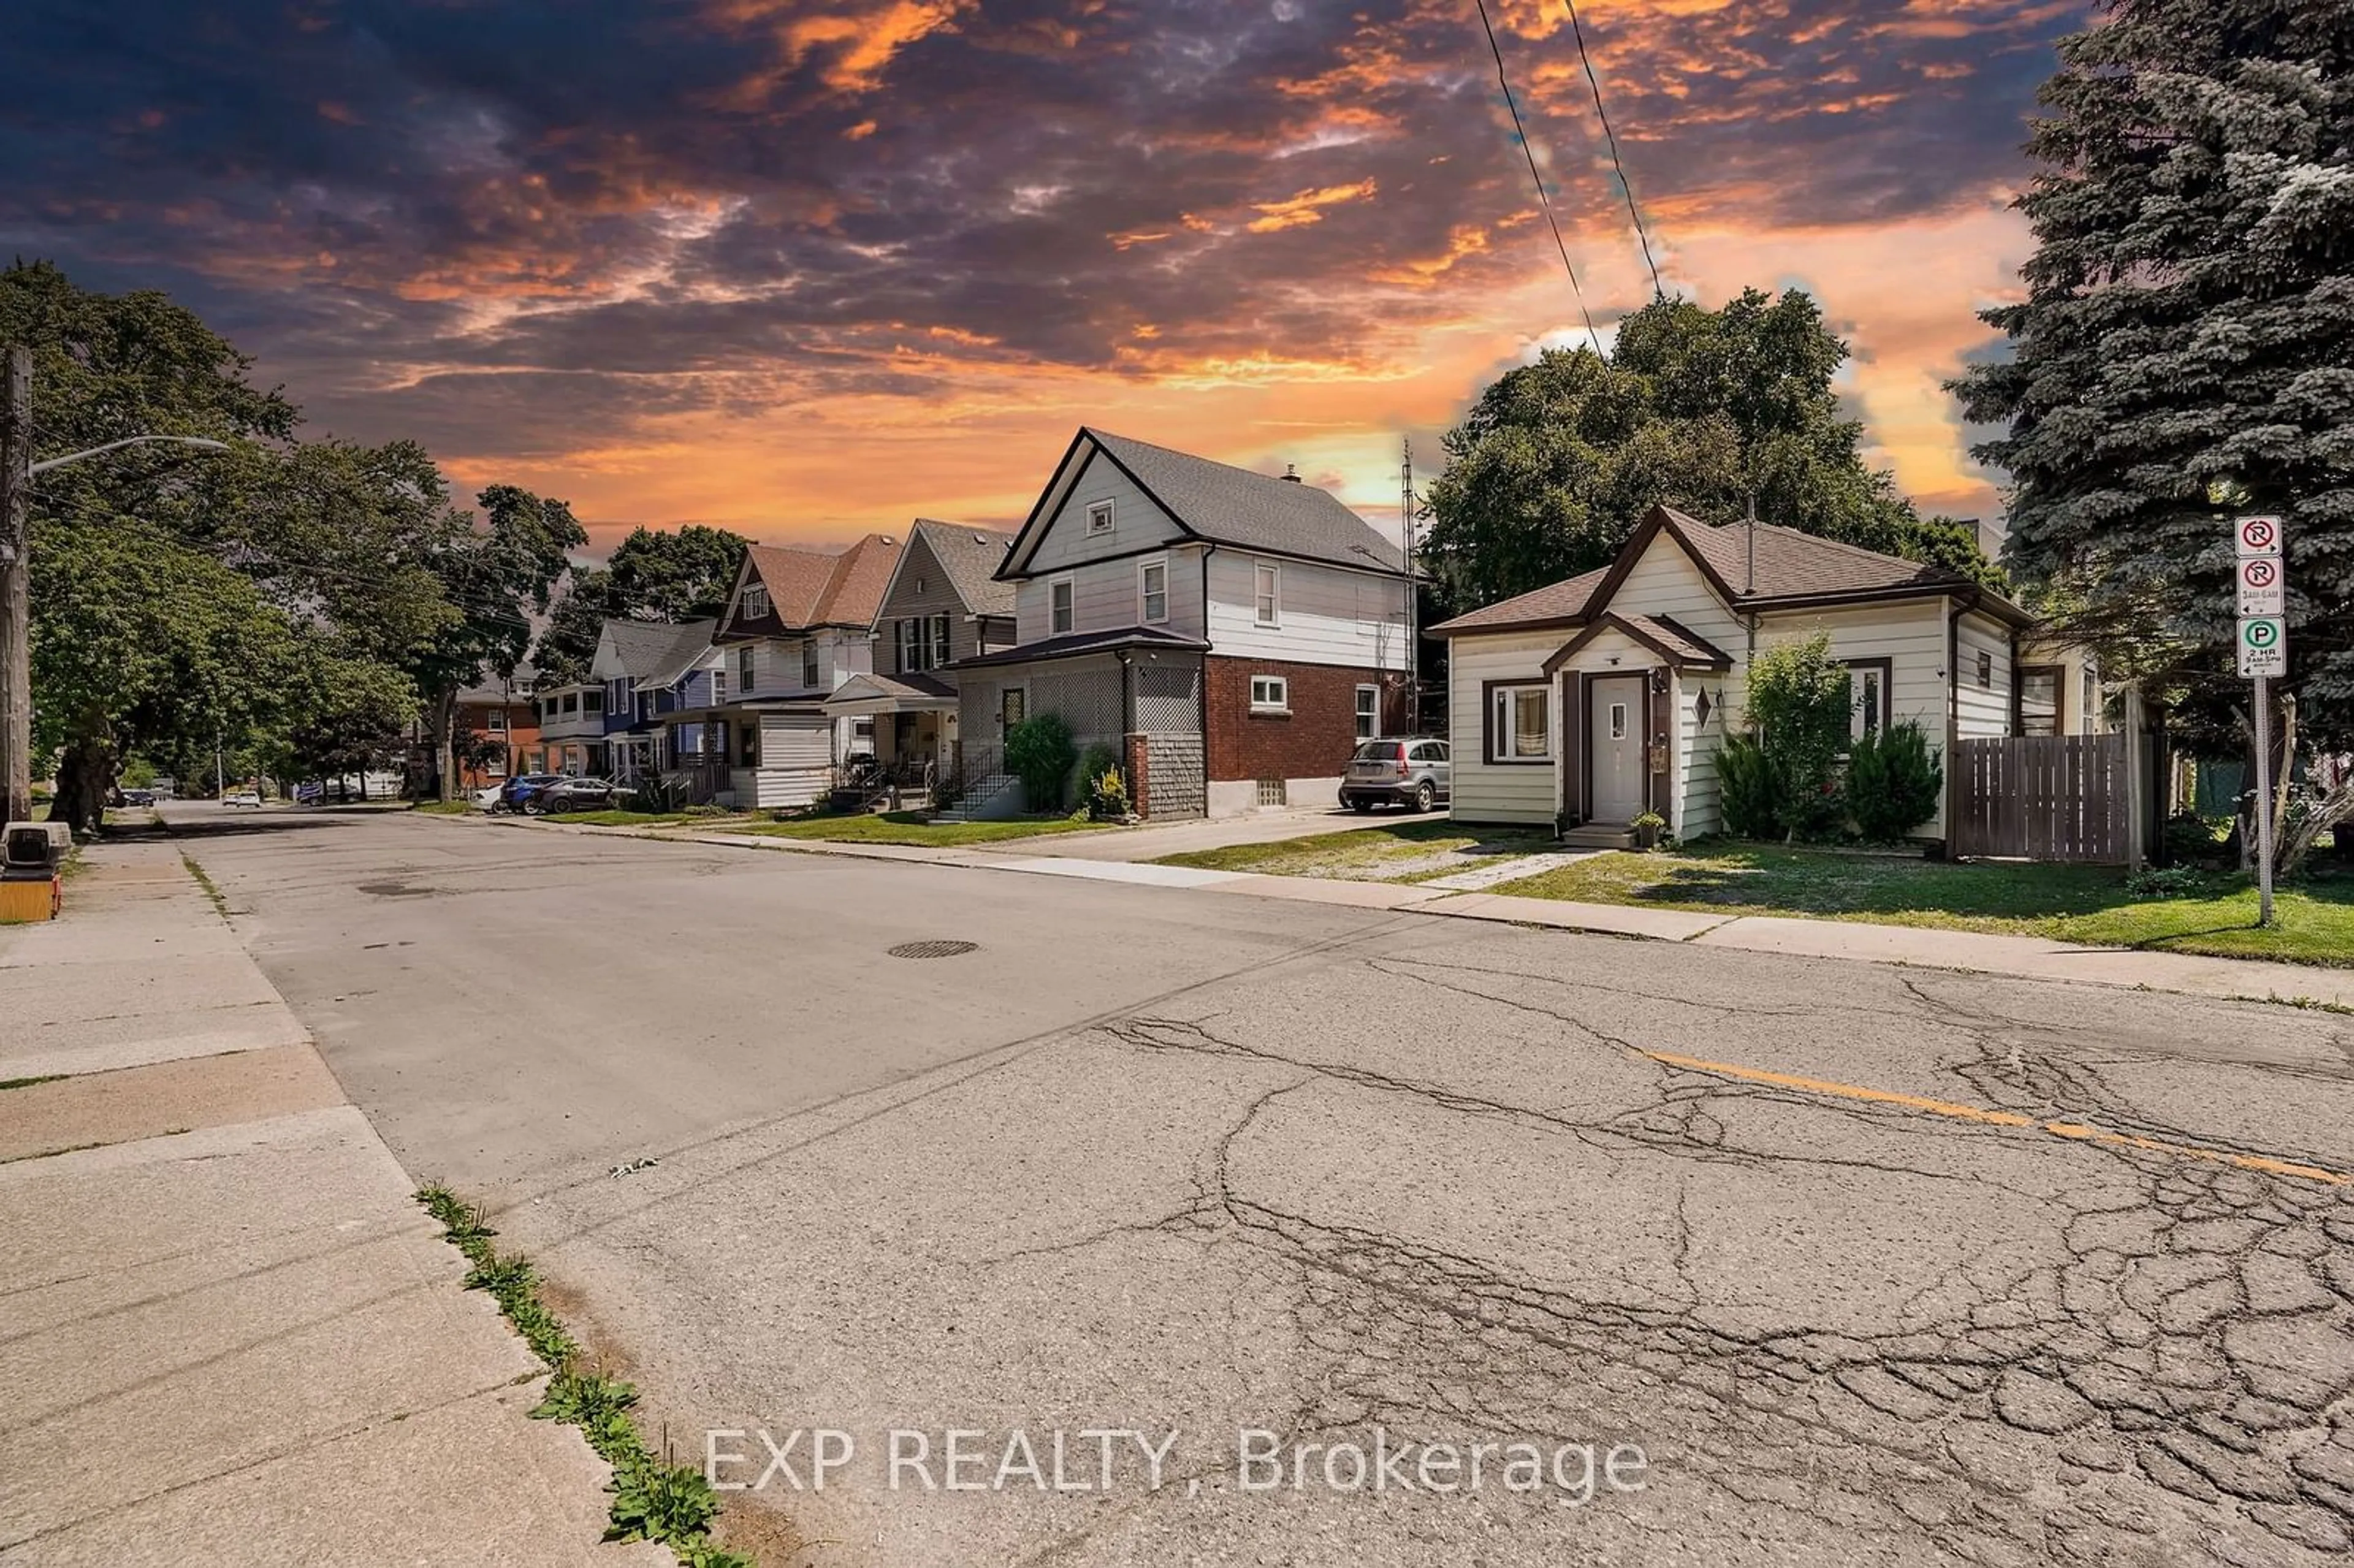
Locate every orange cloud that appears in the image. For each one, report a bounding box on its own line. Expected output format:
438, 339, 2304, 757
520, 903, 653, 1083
1245, 179, 1379, 234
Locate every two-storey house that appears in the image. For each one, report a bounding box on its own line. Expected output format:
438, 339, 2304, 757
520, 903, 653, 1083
953, 429, 1412, 818
706, 533, 905, 808
821, 520, 1017, 786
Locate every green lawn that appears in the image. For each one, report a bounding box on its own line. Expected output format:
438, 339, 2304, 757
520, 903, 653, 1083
410, 801, 474, 815
739, 811, 1119, 848
1493, 845, 2354, 968
1158, 819, 1559, 883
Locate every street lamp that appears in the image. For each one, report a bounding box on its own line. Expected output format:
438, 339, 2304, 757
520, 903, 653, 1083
1, 341, 232, 822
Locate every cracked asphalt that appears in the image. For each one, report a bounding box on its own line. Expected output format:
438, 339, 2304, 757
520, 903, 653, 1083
173, 806, 2354, 1568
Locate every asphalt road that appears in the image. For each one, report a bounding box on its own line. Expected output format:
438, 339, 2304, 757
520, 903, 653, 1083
172, 804, 2354, 1568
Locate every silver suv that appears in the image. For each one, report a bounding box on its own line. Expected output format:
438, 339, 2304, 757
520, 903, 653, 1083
1341, 737, 1450, 813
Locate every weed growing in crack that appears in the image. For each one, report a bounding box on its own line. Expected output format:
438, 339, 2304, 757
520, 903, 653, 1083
414, 1184, 754, 1568
179, 853, 230, 919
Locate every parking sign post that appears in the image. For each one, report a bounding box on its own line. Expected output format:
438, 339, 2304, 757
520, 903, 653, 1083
2233, 517, 2286, 926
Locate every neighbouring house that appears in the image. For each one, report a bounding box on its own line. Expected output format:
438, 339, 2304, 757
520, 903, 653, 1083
820, 519, 1018, 789
1431, 504, 2092, 846
409, 668, 539, 793
951, 428, 1413, 819
698, 533, 907, 808
533, 682, 608, 776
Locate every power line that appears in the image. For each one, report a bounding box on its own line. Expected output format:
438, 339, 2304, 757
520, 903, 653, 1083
1559, 0, 1664, 299
1472, 0, 1604, 356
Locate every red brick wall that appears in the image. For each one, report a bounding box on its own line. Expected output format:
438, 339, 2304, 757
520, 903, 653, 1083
1203, 657, 1402, 782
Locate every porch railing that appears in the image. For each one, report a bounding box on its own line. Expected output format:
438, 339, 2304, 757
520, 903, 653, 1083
936, 744, 1002, 811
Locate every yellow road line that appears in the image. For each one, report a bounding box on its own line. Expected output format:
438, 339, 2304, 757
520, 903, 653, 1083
1638, 1048, 2348, 1188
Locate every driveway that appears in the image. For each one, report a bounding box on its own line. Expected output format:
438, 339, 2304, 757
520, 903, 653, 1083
173, 805, 2354, 1568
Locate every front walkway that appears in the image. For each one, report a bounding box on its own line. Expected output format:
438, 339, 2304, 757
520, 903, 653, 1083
0, 836, 658, 1567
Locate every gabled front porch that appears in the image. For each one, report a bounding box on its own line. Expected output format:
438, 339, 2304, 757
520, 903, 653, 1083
1535, 612, 1735, 842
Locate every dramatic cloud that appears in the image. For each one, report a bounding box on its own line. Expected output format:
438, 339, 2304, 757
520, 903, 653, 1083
5, 0, 2087, 544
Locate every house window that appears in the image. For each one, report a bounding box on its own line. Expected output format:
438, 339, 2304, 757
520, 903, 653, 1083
2019, 666, 2062, 737
1487, 683, 1550, 763
583, 688, 603, 715
1000, 688, 1026, 729
742, 583, 769, 621
1250, 674, 1289, 713
562, 693, 579, 716
802, 641, 820, 688
1355, 684, 1379, 740
1609, 702, 1629, 741
712, 666, 728, 704
1050, 577, 1075, 636
931, 614, 951, 669
486, 709, 508, 734
1256, 778, 1288, 807
2082, 666, 2100, 733
1140, 560, 1168, 625
1977, 649, 1994, 689
1254, 561, 1280, 627
739, 721, 761, 767
913, 576, 926, 594
738, 646, 755, 695
1845, 660, 1892, 742
897, 619, 924, 674
1086, 500, 1114, 536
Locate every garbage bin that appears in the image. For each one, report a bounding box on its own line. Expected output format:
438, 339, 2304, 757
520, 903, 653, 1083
1, 821, 69, 923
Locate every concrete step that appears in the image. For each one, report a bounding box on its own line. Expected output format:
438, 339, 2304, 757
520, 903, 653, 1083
1562, 825, 1637, 850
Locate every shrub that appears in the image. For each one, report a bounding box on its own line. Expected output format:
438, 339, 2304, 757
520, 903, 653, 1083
1717, 734, 1777, 839
2126, 865, 2207, 899
1086, 767, 1130, 821
1004, 712, 1077, 812
1846, 721, 1943, 842
1743, 631, 1855, 842
2162, 811, 2225, 867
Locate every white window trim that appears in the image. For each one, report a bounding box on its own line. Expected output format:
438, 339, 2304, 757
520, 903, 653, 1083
1138, 557, 1170, 625
737, 645, 756, 695
930, 613, 951, 669
1253, 560, 1281, 628
1249, 674, 1290, 714
1354, 683, 1379, 740
1086, 498, 1115, 537
1490, 683, 1552, 763
802, 640, 820, 689
1049, 574, 1076, 636
741, 583, 769, 621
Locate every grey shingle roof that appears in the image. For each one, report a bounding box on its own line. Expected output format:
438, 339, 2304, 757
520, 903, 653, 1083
1079, 430, 1405, 573
910, 520, 1016, 617
633, 618, 720, 688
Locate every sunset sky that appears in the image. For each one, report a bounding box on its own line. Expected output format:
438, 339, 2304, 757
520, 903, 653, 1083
10, 0, 2089, 551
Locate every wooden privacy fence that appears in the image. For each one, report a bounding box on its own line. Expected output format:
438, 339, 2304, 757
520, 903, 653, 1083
1949, 734, 2130, 863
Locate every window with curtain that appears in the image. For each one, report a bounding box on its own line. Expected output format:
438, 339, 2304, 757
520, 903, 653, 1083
1489, 685, 1549, 761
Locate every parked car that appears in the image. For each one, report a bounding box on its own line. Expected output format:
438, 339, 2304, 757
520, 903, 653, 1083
120, 788, 156, 807
1340, 737, 1450, 813
493, 773, 563, 813
224, 790, 263, 808
471, 784, 505, 809
531, 776, 620, 814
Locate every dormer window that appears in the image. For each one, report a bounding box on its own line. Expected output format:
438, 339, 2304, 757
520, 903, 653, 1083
742, 583, 770, 620
1086, 500, 1114, 537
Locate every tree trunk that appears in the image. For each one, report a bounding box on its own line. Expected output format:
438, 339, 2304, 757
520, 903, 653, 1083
432, 688, 459, 804
47, 732, 115, 837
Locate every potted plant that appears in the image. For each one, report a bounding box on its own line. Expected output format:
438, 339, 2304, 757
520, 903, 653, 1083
1630, 810, 1667, 851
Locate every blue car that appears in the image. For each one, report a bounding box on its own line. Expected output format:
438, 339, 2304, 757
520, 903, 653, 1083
495, 773, 563, 813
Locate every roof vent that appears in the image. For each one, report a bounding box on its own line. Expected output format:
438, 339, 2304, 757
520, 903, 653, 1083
1281, 463, 1301, 482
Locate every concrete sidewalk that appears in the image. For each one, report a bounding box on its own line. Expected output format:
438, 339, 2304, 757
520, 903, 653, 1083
0, 838, 658, 1567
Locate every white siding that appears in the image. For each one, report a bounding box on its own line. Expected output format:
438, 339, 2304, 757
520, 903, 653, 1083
1203, 553, 1409, 671
1955, 611, 2013, 739
1016, 554, 1197, 644
1745, 599, 1955, 835
1615, 533, 1746, 651
1022, 450, 1186, 573
1446, 630, 1561, 826
735, 629, 874, 698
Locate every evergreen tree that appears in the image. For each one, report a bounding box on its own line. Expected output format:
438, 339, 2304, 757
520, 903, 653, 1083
1423, 289, 2003, 612
1954, 0, 2354, 750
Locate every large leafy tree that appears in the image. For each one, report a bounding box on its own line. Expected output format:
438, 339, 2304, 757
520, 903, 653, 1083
1424, 289, 2000, 612
534, 524, 749, 685
407, 484, 587, 800
1954, 0, 2354, 757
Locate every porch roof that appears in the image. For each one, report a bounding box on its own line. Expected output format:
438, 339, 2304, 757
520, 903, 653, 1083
950, 623, 1209, 670
822, 672, 956, 715
1542, 612, 1734, 675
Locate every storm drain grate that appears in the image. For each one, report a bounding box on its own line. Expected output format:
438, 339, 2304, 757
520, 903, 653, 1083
888, 940, 980, 959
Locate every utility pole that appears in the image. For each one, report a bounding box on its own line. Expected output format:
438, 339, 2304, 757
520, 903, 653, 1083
1401, 436, 1418, 733
1, 344, 32, 826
